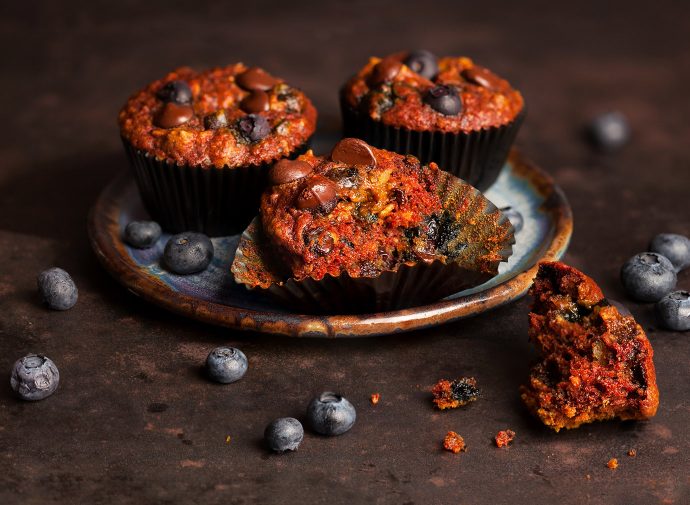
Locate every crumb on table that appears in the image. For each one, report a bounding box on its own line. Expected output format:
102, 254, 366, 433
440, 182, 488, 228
627, 448, 637, 457
432, 377, 480, 410
370, 393, 380, 405
443, 431, 466, 454
495, 429, 516, 448
607, 458, 618, 469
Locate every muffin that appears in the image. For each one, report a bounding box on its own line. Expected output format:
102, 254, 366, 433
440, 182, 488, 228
521, 262, 659, 431
231, 138, 514, 313
340, 50, 524, 191
119, 64, 317, 236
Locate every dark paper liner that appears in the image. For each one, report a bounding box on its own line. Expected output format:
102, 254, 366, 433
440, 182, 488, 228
340, 93, 525, 192
122, 139, 309, 237
231, 170, 515, 314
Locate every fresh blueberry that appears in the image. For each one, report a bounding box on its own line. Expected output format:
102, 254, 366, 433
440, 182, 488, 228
10, 354, 60, 401
649, 233, 690, 272
156, 80, 193, 105
37, 267, 78, 310
124, 220, 162, 249
403, 50, 439, 80
237, 114, 271, 143
656, 291, 690, 331
205, 347, 248, 383
587, 111, 630, 152
424, 85, 462, 116
264, 417, 304, 452
620, 252, 676, 302
500, 206, 524, 233
163, 232, 214, 274
306, 392, 356, 436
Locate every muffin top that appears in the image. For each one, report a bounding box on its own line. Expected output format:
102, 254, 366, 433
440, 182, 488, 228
261, 138, 472, 281
342, 51, 523, 133
119, 64, 317, 168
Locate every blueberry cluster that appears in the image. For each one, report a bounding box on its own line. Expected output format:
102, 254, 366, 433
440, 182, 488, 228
620, 232, 690, 330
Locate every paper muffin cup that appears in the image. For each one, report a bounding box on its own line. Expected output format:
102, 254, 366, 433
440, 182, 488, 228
231, 170, 515, 314
122, 139, 310, 237
340, 93, 525, 192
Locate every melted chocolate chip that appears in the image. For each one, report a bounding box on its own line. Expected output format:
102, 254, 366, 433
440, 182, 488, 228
424, 85, 462, 116
461, 66, 501, 90
154, 102, 195, 128
204, 110, 228, 130
156, 80, 193, 105
240, 90, 270, 113
403, 50, 439, 80
236, 67, 279, 91
312, 232, 335, 256
269, 159, 313, 185
296, 175, 338, 213
331, 138, 377, 167
367, 57, 402, 87
237, 114, 270, 142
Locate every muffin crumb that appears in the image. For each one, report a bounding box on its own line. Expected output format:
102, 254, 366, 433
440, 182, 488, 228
370, 393, 380, 405
495, 429, 516, 448
432, 378, 480, 410
607, 458, 618, 470
627, 448, 637, 457
443, 431, 466, 454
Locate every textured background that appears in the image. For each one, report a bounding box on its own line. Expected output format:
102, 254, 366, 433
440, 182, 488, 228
1, 1, 689, 503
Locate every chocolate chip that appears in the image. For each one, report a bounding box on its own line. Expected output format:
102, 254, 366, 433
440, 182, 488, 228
368, 57, 402, 87
461, 66, 501, 89
269, 159, 313, 185
403, 50, 439, 80
204, 110, 228, 130
156, 80, 193, 105
240, 90, 270, 113
309, 231, 334, 256
154, 102, 195, 128
331, 138, 377, 168
296, 175, 338, 213
237, 114, 271, 142
236, 67, 279, 91
424, 85, 462, 116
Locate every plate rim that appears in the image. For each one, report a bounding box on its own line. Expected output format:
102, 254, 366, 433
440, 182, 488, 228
87, 150, 572, 338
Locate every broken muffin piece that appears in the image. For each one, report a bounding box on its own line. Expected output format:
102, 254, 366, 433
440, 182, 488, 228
432, 377, 480, 410
520, 262, 659, 431
495, 429, 516, 448
443, 431, 467, 453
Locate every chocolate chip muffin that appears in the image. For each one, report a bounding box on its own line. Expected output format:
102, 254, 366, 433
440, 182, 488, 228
119, 64, 317, 236
340, 50, 524, 190
521, 262, 659, 431
231, 138, 514, 313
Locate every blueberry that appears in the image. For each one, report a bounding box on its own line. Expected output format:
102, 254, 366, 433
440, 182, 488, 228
424, 85, 462, 116
620, 252, 676, 302
205, 347, 248, 383
264, 417, 304, 452
306, 392, 356, 436
403, 50, 439, 80
656, 291, 690, 331
587, 111, 630, 152
10, 354, 60, 401
37, 267, 78, 310
156, 80, 193, 105
124, 220, 162, 249
163, 232, 214, 274
237, 114, 271, 143
500, 206, 524, 233
649, 233, 690, 272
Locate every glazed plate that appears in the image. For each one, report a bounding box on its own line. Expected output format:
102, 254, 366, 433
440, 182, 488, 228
88, 149, 572, 337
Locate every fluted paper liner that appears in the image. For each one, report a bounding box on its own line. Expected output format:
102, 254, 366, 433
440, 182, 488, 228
122, 139, 309, 237
340, 92, 525, 192
231, 170, 515, 314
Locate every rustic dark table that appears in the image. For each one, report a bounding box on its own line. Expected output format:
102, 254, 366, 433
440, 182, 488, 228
1, 1, 689, 503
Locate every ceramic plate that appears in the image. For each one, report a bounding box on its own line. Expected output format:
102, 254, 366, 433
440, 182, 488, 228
88, 149, 572, 337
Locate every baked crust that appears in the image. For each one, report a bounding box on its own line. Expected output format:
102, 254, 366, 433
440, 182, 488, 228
520, 262, 659, 431
342, 54, 523, 133
119, 65, 316, 168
